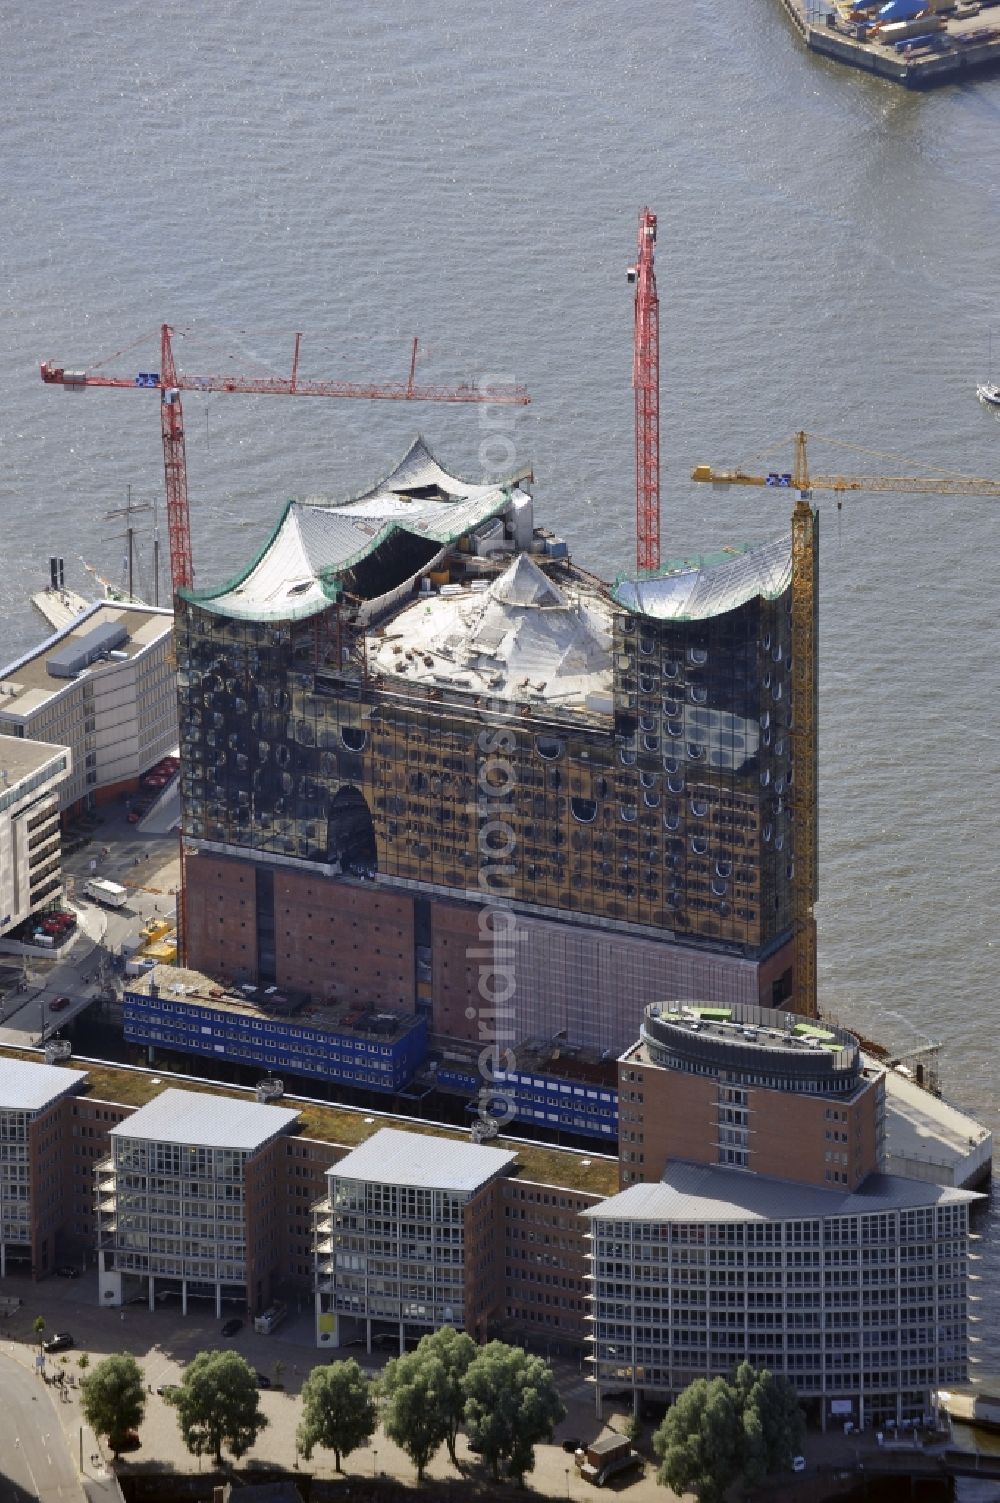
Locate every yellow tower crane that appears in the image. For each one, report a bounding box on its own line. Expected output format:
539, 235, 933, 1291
692, 430, 1000, 1021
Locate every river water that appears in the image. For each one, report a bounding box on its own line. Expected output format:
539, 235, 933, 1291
1, 0, 997, 1362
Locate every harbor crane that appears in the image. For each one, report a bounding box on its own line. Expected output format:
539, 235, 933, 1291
627, 208, 660, 574
40, 325, 530, 596
693, 429, 1000, 1020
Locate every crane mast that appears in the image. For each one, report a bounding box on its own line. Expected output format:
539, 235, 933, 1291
628, 209, 660, 573
693, 429, 1000, 1021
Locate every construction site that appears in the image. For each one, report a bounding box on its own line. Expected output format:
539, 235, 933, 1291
35, 211, 1000, 1139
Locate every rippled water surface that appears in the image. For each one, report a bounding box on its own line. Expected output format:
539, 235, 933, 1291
1, 0, 997, 1350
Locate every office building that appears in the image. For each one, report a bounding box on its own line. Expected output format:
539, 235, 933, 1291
176, 439, 809, 1056
313, 1126, 515, 1349
96, 1087, 299, 1314
585, 1164, 975, 1431
0, 1057, 88, 1278
0, 602, 176, 815
0, 736, 71, 938
617, 1001, 885, 1190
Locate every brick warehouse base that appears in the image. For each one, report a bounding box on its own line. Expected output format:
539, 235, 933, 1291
184, 850, 794, 1054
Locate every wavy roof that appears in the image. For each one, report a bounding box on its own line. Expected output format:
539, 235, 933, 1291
613, 535, 792, 621
181, 437, 530, 622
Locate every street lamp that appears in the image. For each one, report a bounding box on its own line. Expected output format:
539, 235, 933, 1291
372, 1447, 378, 1478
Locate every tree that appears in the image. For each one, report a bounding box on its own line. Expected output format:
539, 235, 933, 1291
653, 1367, 806, 1501
296, 1360, 376, 1473
381, 1328, 475, 1466
462, 1341, 565, 1485
80, 1354, 146, 1461
33, 1316, 45, 1347
171, 1349, 267, 1466
653, 1376, 743, 1503
381, 1350, 449, 1481
732, 1362, 804, 1482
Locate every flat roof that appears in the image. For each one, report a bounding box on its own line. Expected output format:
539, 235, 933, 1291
110, 1086, 299, 1151
129, 963, 423, 1043
881, 1061, 993, 1172
583, 1159, 982, 1224
0, 1057, 88, 1113
0, 602, 173, 719
329, 1126, 516, 1194
0, 735, 70, 789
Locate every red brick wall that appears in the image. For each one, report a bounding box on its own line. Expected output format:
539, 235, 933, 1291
184, 853, 258, 981
279, 1135, 349, 1288
273, 872, 415, 1009
430, 900, 481, 1042
501, 1179, 601, 1345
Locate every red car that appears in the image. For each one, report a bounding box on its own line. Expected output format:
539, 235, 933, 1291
49, 995, 71, 1013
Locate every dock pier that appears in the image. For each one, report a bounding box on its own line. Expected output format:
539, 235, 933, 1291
776, 0, 1000, 87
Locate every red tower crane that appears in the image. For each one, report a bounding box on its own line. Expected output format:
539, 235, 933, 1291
41, 324, 531, 596
627, 208, 660, 574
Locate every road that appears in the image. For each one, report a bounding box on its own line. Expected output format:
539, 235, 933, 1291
0, 1349, 87, 1503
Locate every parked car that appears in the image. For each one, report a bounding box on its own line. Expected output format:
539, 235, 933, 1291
48, 996, 71, 1013
562, 1437, 582, 1454
220, 1318, 243, 1337
42, 1332, 74, 1353
156, 1383, 179, 1400
55, 1265, 80, 1279
255, 1372, 271, 1389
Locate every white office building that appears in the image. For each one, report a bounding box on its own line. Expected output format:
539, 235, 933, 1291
0, 736, 71, 939
314, 1127, 515, 1351
96, 1087, 299, 1316
0, 603, 175, 813
584, 1160, 978, 1430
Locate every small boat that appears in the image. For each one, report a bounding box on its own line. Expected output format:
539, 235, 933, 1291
977, 382, 1000, 409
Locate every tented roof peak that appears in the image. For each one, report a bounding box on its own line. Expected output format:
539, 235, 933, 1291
490, 552, 566, 609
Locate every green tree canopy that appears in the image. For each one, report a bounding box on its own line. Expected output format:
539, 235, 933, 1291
653, 1376, 743, 1503
381, 1350, 449, 1481
732, 1361, 805, 1483
171, 1349, 267, 1465
80, 1353, 146, 1460
654, 1366, 805, 1501
462, 1341, 565, 1485
414, 1327, 477, 1466
297, 1360, 376, 1472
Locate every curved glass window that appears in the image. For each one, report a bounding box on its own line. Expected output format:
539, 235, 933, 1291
775, 834, 784, 852
640, 771, 657, 788
639, 637, 656, 656
773, 681, 783, 701
763, 632, 772, 651
643, 790, 661, 809
663, 698, 680, 718
621, 804, 638, 823
640, 675, 657, 694
643, 734, 659, 752
571, 797, 597, 824
341, 726, 367, 752
690, 797, 708, 818
689, 683, 708, 704
639, 714, 656, 732
664, 810, 681, 831
760, 710, 770, 730
667, 774, 685, 794
536, 735, 563, 761
763, 823, 773, 843
716, 860, 732, 878
775, 738, 785, 756
667, 720, 684, 738
663, 659, 680, 680
712, 878, 728, 897
691, 835, 708, 855
687, 743, 706, 761
620, 747, 637, 766
760, 768, 771, 787
688, 646, 708, 666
